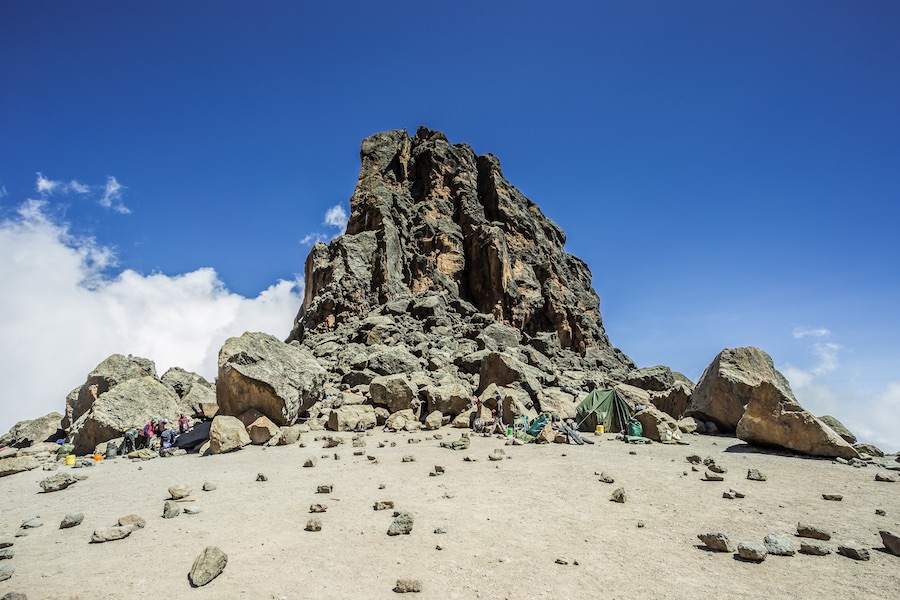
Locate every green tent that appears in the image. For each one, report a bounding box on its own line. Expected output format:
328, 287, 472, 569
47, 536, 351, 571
575, 389, 633, 433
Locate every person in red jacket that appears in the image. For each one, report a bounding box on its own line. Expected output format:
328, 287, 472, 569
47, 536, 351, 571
177, 413, 191, 434
140, 418, 158, 449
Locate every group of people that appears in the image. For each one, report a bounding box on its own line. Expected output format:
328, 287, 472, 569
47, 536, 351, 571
471, 394, 510, 437
120, 413, 192, 456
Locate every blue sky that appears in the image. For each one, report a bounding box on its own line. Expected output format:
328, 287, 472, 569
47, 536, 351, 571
1, 1, 898, 450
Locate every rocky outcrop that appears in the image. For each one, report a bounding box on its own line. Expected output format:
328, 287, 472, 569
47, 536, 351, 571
63, 354, 156, 429
68, 375, 192, 455
161, 367, 216, 418
634, 406, 681, 442
217, 332, 327, 426
685, 347, 794, 432
625, 366, 676, 392
818, 415, 857, 444
0, 456, 42, 478
0, 412, 63, 448
287, 127, 633, 401
736, 382, 859, 459
650, 382, 692, 420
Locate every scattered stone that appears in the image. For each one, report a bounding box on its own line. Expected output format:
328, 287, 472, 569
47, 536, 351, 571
90, 526, 135, 543
402, 455, 416, 463
876, 509, 886, 516
317, 484, 333, 494
310, 504, 327, 513
554, 558, 569, 565
305, 517, 322, 532
747, 469, 767, 481
704, 471, 724, 481
797, 523, 832, 540
764, 533, 796, 556
168, 484, 192, 499
698, 532, 735, 552
737, 541, 768, 562
0, 591, 25, 599
837, 542, 870, 561
722, 491, 736, 500
394, 578, 422, 593
163, 501, 181, 519
0, 540, 12, 549
304, 456, 318, 467
184, 506, 203, 515
20, 518, 42, 530
875, 472, 896, 482
610, 488, 626, 503
0, 549, 13, 560
374, 501, 394, 511
822, 494, 843, 501
354, 450, 365, 456
0, 564, 13, 582
730, 489, 745, 498
60, 513, 84, 529
388, 512, 414, 536
488, 453, 503, 462
598, 472, 615, 484
334, 453, 341, 460
202, 482, 216, 492
434, 526, 448, 534
799, 540, 831, 555
379, 483, 386, 489
39, 473, 78, 493
189, 546, 228, 587
256, 473, 268, 482
879, 530, 900, 556
707, 462, 727, 474
637, 521, 645, 528
118, 514, 145, 529
463, 456, 478, 462
686, 455, 702, 464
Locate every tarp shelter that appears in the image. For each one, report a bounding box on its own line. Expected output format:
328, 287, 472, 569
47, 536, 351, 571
575, 389, 633, 433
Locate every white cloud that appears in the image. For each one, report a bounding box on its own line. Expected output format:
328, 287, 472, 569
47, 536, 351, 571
792, 326, 830, 339
0, 200, 303, 435
100, 176, 129, 214
35, 172, 129, 212
299, 232, 328, 246
324, 204, 348, 229
0, 185, 8, 198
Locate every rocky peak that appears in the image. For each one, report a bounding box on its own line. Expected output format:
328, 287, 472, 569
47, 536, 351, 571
291, 126, 628, 370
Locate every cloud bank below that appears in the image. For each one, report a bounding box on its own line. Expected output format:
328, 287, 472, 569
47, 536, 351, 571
0, 200, 303, 433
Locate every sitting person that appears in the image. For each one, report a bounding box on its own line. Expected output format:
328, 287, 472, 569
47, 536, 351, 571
482, 410, 505, 437
159, 426, 178, 456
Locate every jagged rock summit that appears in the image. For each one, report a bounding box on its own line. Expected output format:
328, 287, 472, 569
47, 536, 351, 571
289, 127, 633, 388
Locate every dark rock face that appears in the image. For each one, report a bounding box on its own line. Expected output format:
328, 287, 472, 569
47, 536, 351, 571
288, 127, 632, 402
0, 412, 63, 448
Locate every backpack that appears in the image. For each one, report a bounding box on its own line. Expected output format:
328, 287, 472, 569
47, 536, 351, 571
626, 418, 643, 438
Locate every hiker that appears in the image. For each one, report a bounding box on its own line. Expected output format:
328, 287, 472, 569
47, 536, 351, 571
121, 426, 139, 454
178, 413, 191, 434
483, 409, 504, 437
494, 394, 504, 425
140, 418, 158, 449
159, 426, 177, 456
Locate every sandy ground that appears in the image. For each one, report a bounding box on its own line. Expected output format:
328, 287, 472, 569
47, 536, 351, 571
1, 430, 898, 600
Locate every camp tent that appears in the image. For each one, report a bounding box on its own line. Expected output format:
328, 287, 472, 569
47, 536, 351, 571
575, 389, 632, 433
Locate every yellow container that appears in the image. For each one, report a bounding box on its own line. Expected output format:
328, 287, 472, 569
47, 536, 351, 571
595, 425, 605, 434
65, 454, 75, 466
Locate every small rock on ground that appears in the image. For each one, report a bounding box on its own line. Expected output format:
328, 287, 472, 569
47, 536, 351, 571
317, 484, 333, 494
163, 501, 181, 519
764, 533, 796, 556
698, 532, 734, 552
878, 530, 900, 556
202, 482, 216, 492
256, 473, 268, 482
90, 526, 134, 543
822, 494, 843, 501
305, 517, 322, 532
610, 488, 626, 503
0, 564, 14, 582
388, 512, 414, 536
747, 469, 767, 481
797, 523, 832, 540
737, 541, 768, 562
310, 504, 327, 513
394, 578, 422, 593
189, 546, 228, 587
118, 514, 146, 529
374, 501, 394, 511
799, 540, 831, 556
184, 506, 203, 515
168, 484, 192, 499
837, 542, 870, 561
304, 457, 317, 467
60, 513, 84, 529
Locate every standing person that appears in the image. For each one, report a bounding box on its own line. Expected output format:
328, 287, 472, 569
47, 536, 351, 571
121, 426, 139, 455
141, 418, 158, 449
177, 413, 191, 434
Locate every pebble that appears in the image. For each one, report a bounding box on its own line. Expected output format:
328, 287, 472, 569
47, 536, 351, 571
189, 546, 228, 587
737, 541, 767, 562
698, 532, 734, 552
374, 501, 394, 511
822, 494, 843, 501
256, 473, 268, 482
746, 469, 767, 481
394, 578, 422, 593
610, 488, 626, 503
163, 501, 181, 519
797, 523, 832, 540
305, 517, 322, 532
202, 482, 216, 492
837, 542, 870, 561
388, 512, 414, 536
317, 484, 333, 494
799, 540, 831, 556
60, 513, 84, 529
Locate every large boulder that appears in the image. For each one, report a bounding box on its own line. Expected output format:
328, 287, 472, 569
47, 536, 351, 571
0, 412, 63, 448
366, 345, 421, 375
208, 415, 251, 454
535, 388, 578, 419
818, 415, 857, 444
685, 347, 794, 432
736, 381, 859, 459
161, 367, 216, 418
634, 406, 681, 442
217, 332, 327, 426
327, 405, 377, 431
63, 354, 157, 429
423, 380, 472, 417
477, 352, 543, 400
68, 377, 190, 455
650, 382, 692, 420
247, 415, 280, 445
370, 375, 419, 414
0, 455, 42, 478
